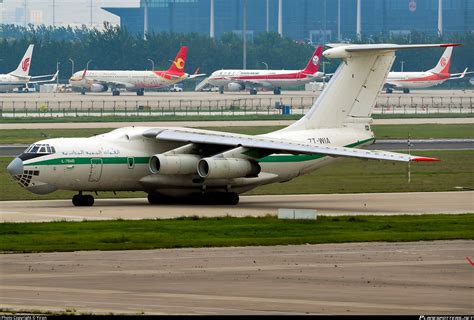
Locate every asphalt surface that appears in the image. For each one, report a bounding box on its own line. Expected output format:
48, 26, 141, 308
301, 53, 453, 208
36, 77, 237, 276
1, 192, 472, 223
1, 240, 472, 314
1, 139, 472, 157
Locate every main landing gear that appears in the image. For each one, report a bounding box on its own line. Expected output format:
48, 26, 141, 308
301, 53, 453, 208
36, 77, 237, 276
136, 88, 145, 96
72, 192, 95, 206
273, 87, 281, 95
403, 88, 410, 94
112, 89, 121, 96
148, 192, 240, 205
250, 88, 258, 95
385, 88, 393, 94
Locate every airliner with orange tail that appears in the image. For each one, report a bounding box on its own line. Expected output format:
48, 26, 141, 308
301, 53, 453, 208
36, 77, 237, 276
69, 46, 205, 96
207, 45, 324, 95
385, 45, 471, 93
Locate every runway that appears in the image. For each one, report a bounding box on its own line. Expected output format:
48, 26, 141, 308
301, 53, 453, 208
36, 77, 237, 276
1, 192, 472, 223
1, 240, 472, 314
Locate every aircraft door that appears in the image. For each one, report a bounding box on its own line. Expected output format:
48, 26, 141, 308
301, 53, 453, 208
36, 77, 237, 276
89, 158, 103, 182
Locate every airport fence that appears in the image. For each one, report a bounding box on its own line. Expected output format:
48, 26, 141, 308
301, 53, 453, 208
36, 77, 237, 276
0, 95, 472, 118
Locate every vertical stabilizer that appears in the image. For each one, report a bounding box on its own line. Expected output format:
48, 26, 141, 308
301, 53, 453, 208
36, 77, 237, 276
10, 44, 34, 77
428, 46, 452, 74
302, 45, 323, 74
282, 43, 460, 131
167, 46, 188, 74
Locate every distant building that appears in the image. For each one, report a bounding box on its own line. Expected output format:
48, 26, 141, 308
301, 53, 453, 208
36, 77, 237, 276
103, 0, 474, 43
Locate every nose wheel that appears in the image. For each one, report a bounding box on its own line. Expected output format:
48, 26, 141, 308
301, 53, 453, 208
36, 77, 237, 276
72, 193, 95, 206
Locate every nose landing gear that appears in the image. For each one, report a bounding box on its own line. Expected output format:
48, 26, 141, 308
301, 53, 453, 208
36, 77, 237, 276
72, 192, 95, 206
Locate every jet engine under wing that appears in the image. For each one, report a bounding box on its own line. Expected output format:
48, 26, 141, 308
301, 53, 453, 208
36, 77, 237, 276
143, 128, 438, 162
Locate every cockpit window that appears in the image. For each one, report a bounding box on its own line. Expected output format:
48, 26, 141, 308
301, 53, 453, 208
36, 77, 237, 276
20, 143, 56, 161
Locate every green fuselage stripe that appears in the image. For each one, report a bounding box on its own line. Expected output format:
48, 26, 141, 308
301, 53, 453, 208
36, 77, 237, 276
24, 138, 375, 166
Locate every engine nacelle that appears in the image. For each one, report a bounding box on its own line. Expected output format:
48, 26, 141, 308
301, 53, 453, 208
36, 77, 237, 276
227, 82, 245, 92
90, 83, 108, 92
197, 158, 260, 179
149, 154, 200, 175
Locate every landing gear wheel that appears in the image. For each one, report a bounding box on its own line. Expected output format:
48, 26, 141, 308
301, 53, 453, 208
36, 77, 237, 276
219, 86, 224, 94
225, 192, 239, 205
250, 88, 258, 95
112, 90, 120, 96
81, 88, 86, 95
385, 88, 393, 94
403, 88, 410, 94
137, 89, 144, 96
72, 194, 94, 206
273, 88, 281, 95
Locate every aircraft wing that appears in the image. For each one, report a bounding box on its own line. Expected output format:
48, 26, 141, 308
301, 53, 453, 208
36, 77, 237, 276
91, 79, 134, 89
143, 128, 438, 163
188, 73, 207, 79
448, 68, 474, 80
29, 71, 59, 84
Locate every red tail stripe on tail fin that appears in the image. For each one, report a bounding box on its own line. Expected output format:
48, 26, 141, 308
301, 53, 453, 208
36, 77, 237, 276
302, 45, 323, 74
167, 46, 188, 74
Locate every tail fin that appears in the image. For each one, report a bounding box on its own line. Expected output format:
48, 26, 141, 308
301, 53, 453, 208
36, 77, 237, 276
167, 46, 188, 74
10, 44, 34, 77
428, 46, 453, 74
302, 45, 323, 74
283, 43, 461, 131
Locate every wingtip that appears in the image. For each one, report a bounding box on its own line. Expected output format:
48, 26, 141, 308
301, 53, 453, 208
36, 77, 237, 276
411, 156, 440, 162
440, 43, 462, 47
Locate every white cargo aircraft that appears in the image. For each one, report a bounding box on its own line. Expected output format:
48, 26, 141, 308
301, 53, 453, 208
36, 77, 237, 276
69, 46, 205, 96
385, 45, 470, 93
0, 44, 58, 93
7, 43, 452, 206
206, 45, 324, 95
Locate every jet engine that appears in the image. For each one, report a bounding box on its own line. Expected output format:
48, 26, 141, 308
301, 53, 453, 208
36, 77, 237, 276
149, 154, 200, 175
227, 82, 245, 92
197, 158, 260, 179
90, 84, 108, 92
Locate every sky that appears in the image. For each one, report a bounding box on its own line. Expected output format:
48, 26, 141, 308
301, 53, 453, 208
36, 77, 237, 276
0, 0, 140, 28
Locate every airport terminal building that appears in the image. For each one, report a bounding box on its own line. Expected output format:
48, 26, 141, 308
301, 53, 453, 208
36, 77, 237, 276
103, 0, 474, 43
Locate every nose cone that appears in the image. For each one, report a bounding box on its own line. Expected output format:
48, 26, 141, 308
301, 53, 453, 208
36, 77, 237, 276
7, 157, 23, 176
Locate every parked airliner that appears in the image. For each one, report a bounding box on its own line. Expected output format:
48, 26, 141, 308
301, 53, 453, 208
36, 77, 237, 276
206, 45, 324, 95
0, 44, 58, 93
7, 43, 453, 206
385, 46, 471, 93
69, 46, 205, 96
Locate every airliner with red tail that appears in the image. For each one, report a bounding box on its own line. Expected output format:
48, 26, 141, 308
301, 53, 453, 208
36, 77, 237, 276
0, 44, 58, 93
207, 45, 324, 95
69, 46, 205, 96
385, 44, 471, 93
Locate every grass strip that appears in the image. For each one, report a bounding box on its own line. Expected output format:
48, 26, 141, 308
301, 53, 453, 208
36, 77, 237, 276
0, 214, 472, 253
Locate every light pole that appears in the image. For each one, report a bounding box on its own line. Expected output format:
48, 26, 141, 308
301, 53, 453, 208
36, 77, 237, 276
68, 58, 74, 76
261, 62, 268, 70
147, 58, 155, 71
401, 61, 405, 72
86, 59, 92, 70
56, 61, 60, 86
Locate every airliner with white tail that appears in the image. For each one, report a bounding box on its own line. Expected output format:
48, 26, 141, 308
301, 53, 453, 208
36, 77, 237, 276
69, 46, 205, 96
0, 44, 58, 93
385, 45, 470, 93
7, 43, 452, 207
206, 45, 324, 95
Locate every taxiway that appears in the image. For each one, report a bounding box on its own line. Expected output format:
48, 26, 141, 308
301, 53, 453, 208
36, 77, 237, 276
1, 192, 472, 223
1, 240, 472, 314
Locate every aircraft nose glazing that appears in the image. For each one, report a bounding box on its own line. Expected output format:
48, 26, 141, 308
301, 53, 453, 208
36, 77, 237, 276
7, 157, 23, 177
